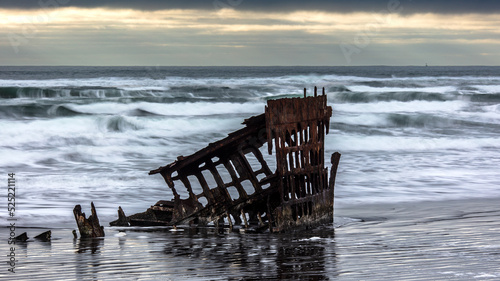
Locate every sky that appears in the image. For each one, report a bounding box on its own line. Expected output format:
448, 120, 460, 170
1, 0, 499, 66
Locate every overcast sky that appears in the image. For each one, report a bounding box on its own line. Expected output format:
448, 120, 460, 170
1, 0, 499, 65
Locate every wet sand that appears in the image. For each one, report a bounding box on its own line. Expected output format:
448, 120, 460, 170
334, 197, 500, 280
2, 197, 499, 280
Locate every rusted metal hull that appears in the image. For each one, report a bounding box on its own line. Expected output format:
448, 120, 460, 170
116, 88, 340, 232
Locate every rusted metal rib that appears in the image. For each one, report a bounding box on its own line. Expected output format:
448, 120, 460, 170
115, 88, 340, 232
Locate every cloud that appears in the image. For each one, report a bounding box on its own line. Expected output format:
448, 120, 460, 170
1, 7, 499, 66
1, 0, 500, 14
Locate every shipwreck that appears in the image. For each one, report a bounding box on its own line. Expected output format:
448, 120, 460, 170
112, 87, 341, 233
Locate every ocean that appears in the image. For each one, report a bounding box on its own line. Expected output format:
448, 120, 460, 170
1, 66, 499, 280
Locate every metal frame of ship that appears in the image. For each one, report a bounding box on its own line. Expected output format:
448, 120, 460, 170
114, 87, 341, 233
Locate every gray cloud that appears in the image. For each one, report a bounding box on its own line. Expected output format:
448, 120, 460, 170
1, 0, 500, 14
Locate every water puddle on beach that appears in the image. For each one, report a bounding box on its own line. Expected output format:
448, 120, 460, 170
3, 198, 500, 281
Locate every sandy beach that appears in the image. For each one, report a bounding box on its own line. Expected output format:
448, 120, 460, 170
334, 197, 500, 280
2, 197, 499, 280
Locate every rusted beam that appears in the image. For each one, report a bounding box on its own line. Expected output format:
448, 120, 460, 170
149, 114, 266, 176
110, 206, 129, 226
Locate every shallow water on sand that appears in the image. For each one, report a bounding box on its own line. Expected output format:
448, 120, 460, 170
2, 198, 499, 280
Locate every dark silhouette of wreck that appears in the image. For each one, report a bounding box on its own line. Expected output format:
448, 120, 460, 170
113, 87, 341, 232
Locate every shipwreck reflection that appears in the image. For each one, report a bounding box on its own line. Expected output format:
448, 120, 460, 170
74, 238, 103, 281
161, 227, 337, 280
277, 244, 328, 280
75, 237, 103, 254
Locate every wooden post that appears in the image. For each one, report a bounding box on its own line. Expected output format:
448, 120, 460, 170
34, 230, 51, 241
110, 206, 129, 226
15, 232, 28, 242
73, 202, 105, 238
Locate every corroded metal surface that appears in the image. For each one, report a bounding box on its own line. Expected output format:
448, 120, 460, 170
266, 88, 335, 232
117, 88, 340, 232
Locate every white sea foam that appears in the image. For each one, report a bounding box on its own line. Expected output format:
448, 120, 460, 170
332, 100, 467, 114
299, 237, 322, 241
346, 85, 457, 93
482, 104, 500, 113
1, 74, 499, 91
64, 101, 265, 116
0, 77, 139, 88
334, 114, 388, 127
328, 135, 500, 152
458, 108, 500, 124
0, 118, 98, 147
471, 85, 500, 93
